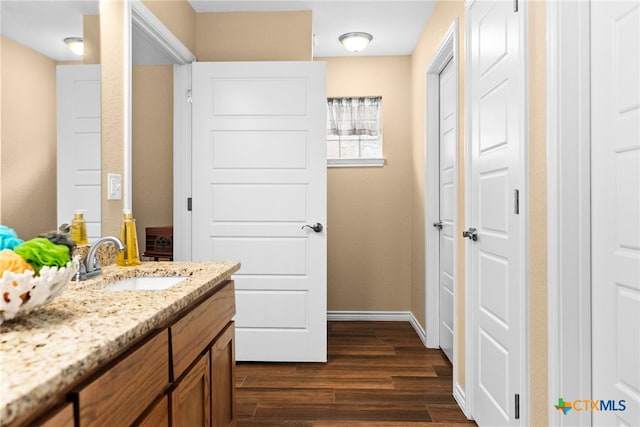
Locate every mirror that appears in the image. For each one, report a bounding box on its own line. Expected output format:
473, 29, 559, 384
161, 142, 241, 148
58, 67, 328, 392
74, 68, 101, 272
129, 2, 195, 258
0, 0, 101, 240
131, 14, 175, 258
130, 1, 194, 258
0, 0, 193, 252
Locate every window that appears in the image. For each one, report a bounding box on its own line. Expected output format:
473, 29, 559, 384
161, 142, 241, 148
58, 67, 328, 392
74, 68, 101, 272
327, 97, 384, 167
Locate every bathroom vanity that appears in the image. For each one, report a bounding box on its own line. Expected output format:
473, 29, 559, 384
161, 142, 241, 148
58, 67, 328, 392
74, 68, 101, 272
0, 261, 239, 427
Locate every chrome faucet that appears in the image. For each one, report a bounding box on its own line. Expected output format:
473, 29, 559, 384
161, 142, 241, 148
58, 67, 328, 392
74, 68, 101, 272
75, 236, 126, 281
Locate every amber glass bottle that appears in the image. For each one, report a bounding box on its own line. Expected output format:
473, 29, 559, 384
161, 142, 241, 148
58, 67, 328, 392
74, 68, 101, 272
70, 211, 88, 245
117, 210, 140, 266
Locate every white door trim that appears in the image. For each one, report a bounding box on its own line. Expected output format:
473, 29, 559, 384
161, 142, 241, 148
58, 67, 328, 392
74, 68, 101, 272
131, 0, 196, 65
425, 19, 458, 349
464, 1, 530, 422
173, 64, 192, 261
424, 17, 464, 414
546, 1, 592, 426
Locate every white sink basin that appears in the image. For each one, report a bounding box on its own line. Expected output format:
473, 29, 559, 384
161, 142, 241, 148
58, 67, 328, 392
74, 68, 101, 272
105, 276, 186, 291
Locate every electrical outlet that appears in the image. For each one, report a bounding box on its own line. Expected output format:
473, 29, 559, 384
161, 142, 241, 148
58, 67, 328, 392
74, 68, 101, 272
108, 173, 122, 200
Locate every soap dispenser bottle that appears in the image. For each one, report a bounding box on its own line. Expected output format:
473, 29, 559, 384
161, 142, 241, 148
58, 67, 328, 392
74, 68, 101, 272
117, 209, 141, 266
70, 210, 88, 245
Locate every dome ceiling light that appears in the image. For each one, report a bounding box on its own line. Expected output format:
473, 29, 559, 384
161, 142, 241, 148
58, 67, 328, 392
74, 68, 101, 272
339, 32, 373, 53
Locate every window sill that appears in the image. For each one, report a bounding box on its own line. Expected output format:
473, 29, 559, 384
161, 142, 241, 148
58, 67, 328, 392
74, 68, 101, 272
327, 158, 386, 168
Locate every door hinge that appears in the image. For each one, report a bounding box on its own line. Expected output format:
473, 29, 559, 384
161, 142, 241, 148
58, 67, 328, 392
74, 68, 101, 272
515, 393, 520, 420
513, 0, 518, 12
187, 197, 192, 211
514, 189, 520, 215
186, 89, 192, 104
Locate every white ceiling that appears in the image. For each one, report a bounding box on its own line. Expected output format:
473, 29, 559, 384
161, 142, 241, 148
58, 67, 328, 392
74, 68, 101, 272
1, 1, 99, 62
0, 0, 436, 61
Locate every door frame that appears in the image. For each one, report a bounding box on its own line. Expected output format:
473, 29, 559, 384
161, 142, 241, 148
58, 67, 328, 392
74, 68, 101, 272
172, 64, 193, 261
546, 2, 592, 426
424, 18, 463, 411
464, 0, 530, 423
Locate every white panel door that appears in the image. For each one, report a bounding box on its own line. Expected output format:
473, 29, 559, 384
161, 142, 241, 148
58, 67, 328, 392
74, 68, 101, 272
56, 65, 101, 241
192, 62, 327, 362
439, 58, 456, 363
468, 1, 525, 425
592, 2, 640, 425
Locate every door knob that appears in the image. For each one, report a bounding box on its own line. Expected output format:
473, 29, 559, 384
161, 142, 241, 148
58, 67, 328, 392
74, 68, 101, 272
462, 227, 478, 241
302, 223, 323, 233
433, 221, 443, 230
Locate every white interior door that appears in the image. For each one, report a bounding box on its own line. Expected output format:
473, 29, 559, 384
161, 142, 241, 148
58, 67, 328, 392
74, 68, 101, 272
468, 0, 525, 425
56, 65, 101, 241
438, 58, 455, 363
591, 1, 640, 425
191, 61, 327, 362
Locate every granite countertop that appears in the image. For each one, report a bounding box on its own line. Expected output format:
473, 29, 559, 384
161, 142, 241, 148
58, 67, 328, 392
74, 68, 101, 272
0, 261, 240, 426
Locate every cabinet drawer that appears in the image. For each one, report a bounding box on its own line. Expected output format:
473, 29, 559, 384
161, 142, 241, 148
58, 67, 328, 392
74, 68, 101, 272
77, 330, 169, 427
171, 281, 235, 379
36, 403, 74, 427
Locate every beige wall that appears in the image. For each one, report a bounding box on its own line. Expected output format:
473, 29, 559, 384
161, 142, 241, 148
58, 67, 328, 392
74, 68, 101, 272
196, 11, 312, 61
1, 36, 57, 239
410, 0, 466, 384
83, 15, 101, 64
528, 2, 547, 425
320, 56, 413, 312
100, 0, 126, 236
132, 65, 174, 252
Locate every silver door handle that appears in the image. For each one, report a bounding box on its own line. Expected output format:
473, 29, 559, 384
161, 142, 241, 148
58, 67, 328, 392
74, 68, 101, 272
462, 227, 478, 241
302, 223, 323, 233
433, 221, 443, 230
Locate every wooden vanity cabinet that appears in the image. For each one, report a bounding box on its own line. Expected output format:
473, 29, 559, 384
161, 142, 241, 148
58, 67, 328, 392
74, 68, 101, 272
169, 323, 236, 427
67, 280, 235, 427
169, 281, 237, 427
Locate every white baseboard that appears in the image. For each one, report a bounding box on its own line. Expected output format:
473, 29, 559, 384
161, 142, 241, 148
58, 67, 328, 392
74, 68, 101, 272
327, 310, 428, 347
453, 383, 472, 419
408, 312, 428, 346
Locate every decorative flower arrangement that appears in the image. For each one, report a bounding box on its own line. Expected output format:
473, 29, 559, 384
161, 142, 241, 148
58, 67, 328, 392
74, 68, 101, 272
0, 225, 79, 324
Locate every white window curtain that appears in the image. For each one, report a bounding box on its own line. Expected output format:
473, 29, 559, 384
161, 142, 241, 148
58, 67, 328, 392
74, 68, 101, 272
327, 97, 381, 137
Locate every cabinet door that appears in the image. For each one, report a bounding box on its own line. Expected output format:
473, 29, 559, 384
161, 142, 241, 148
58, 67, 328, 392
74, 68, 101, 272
137, 396, 169, 427
172, 353, 210, 427
211, 323, 236, 427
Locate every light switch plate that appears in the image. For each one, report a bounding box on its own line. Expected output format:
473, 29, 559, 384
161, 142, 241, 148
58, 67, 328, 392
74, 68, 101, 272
107, 173, 122, 200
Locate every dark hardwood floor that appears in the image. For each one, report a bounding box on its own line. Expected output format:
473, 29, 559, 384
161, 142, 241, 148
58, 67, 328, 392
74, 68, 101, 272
236, 321, 476, 426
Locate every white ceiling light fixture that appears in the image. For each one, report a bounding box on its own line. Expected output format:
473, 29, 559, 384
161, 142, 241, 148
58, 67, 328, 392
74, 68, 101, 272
64, 37, 84, 56
339, 32, 373, 53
